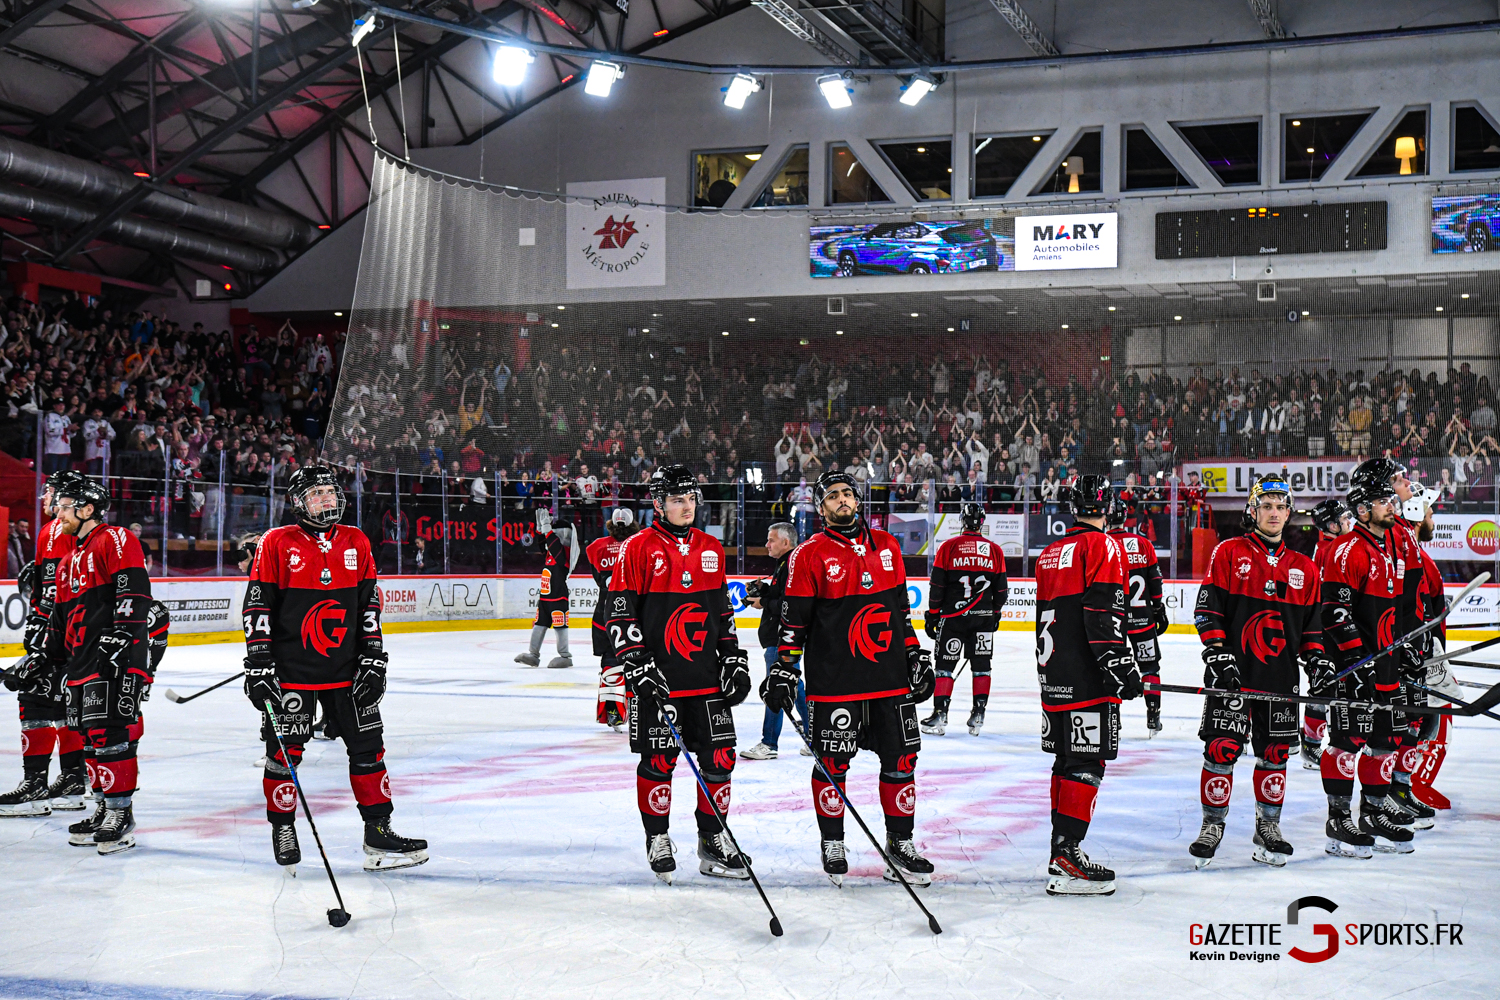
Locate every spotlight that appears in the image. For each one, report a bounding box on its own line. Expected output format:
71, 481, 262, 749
493, 45, 534, 88
900, 73, 937, 107
817, 73, 852, 109
351, 10, 377, 47
724, 73, 761, 110
584, 60, 624, 97
1173, 315, 1182, 321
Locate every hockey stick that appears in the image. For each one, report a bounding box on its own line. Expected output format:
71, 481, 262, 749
1410, 681, 1500, 722
1332, 573, 1492, 683
1450, 659, 1500, 671
264, 700, 352, 928
658, 709, 783, 939
1146, 682, 1500, 718
1428, 634, 1500, 667
784, 707, 942, 935
164, 671, 244, 704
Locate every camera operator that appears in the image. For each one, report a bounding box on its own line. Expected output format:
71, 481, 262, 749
742, 522, 809, 759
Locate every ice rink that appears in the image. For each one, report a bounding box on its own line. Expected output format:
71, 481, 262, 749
1, 628, 1497, 1000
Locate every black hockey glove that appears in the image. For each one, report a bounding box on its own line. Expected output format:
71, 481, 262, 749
759, 657, 801, 714
923, 614, 939, 641
95, 628, 134, 682
0, 653, 49, 694
1152, 601, 1170, 638
22, 612, 49, 654
1397, 643, 1425, 681
1202, 645, 1241, 691
907, 645, 935, 703
1100, 650, 1143, 700
1302, 654, 1337, 697
718, 648, 751, 707
244, 656, 282, 711
622, 648, 670, 704
353, 650, 388, 709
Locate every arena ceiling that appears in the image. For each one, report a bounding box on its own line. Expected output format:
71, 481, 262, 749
0, 0, 1493, 301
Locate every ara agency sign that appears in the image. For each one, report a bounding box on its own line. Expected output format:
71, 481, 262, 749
1015, 212, 1118, 270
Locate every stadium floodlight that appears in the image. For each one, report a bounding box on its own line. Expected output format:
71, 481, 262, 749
493, 45, 535, 88
817, 73, 853, 109
585, 60, 624, 98
900, 73, 938, 107
351, 10, 377, 47
723, 73, 761, 110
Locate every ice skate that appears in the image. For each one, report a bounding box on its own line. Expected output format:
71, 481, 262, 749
46, 769, 87, 811
1189, 817, 1225, 869
362, 818, 429, 870
1047, 838, 1115, 896
1300, 740, 1322, 770
1389, 784, 1435, 829
1145, 702, 1162, 738
1325, 811, 1374, 859
883, 836, 933, 887
646, 832, 676, 884
1251, 815, 1293, 868
821, 839, 848, 887
1360, 804, 1415, 854
1379, 792, 1418, 829
740, 742, 778, 760
966, 706, 985, 736
546, 655, 573, 669
920, 709, 947, 736
269, 820, 300, 876
0, 774, 52, 817
513, 651, 540, 667
68, 798, 106, 846
94, 805, 136, 855
697, 830, 750, 880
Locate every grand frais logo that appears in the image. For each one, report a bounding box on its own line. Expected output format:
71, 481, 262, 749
1188, 897, 1464, 963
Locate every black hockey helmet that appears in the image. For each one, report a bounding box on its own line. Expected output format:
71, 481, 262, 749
1351, 456, 1403, 491
813, 470, 859, 507
648, 464, 700, 506
1066, 474, 1118, 519
287, 464, 346, 530
16, 560, 34, 603
40, 469, 85, 503
1310, 498, 1351, 534
1347, 478, 1398, 517
959, 501, 985, 533
55, 475, 109, 520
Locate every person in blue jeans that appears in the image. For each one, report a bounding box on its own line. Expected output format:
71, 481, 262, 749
741, 522, 810, 759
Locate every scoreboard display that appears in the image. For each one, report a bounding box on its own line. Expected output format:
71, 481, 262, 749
1155, 201, 1387, 259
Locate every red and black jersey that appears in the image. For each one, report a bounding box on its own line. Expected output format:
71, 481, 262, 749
539, 529, 571, 598
1389, 519, 1424, 641
1320, 525, 1401, 694
608, 522, 737, 697
1195, 532, 1322, 692
1313, 533, 1342, 575
1107, 526, 1163, 639
46, 524, 152, 681
241, 523, 381, 690
781, 522, 918, 702
928, 531, 1008, 623
1416, 544, 1445, 644
586, 533, 629, 636
32, 517, 76, 620
1034, 524, 1127, 711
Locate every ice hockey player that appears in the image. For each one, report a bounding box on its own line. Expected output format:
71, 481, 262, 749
1302, 498, 1354, 769
515, 508, 578, 669
1318, 477, 1415, 857
0, 471, 85, 816
608, 464, 751, 883
1033, 475, 1140, 896
768, 470, 935, 887
922, 501, 1008, 736
1105, 495, 1168, 737
1392, 485, 1445, 825
1190, 473, 1325, 869
242, 465, 427, 875
586, 507, 637, 729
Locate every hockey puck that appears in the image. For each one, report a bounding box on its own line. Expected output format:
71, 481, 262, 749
328, 908, 351, 928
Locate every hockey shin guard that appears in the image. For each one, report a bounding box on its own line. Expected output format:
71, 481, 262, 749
879, 752, 917, 839
1358, 751, 1394, 807
264, 742, 304, 822
1051, 758, 1104, 842
349, 747, 393, 822
812, 756, 850, 841
92, 728, 137, 808
1199, 762, 1234, 819
695, 748, 735, 834
57, 727, 84, 774
637, 752, 676, 835
1253, 760, 1287, 821
972, 668, 992, 712
1141, 673, 1161, 712
19, 722, 57, 779
933, 673, 954, 702
1320, 746, 1357, 798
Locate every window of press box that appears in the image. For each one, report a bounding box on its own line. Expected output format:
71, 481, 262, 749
1282, 112, 1372, 182
1174, 119, 1260, 185
1031, 130, 1101, 196
1123, 127, 1192, 190
971, 131, 1053, 198
875, 139, 953, 200
827, 143, 891, 204
750, 145, 810, 208
1451, 104, 1500, 173
693, 148, 767, 207
1353, 109, 1428, 177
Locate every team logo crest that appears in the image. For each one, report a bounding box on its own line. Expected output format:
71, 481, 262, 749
826, 562, 845, 582
1203, 775, 1232, 807
320, 568, 333, 587
271, 781, 297, 811
1376, 607, 1396, 649
646, 785, 672, 814
1236, 558, 1252, 579
665, 603, 709, 658
848, 603, 892, 661
830, 708, 853, 730
1258, 771, 1286, 804
817, 784, 845, 816
300, 599, 348, 656
893, 785, 916, 815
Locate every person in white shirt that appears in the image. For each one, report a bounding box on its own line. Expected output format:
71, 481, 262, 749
42, 398, 74, 473
82, 405, 115, 474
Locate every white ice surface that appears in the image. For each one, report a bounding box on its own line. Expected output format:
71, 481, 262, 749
0, 631, 1497, 1000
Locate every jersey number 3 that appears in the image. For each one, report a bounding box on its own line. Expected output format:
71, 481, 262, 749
1037, 609, 1056, 666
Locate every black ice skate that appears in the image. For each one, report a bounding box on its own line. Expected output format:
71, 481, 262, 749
1145, 703, 1163, 738
920, 709, 947, 736
272, 820, 301, 876
0, 774, 51, 817
1325, 811, 1374, 859
1378, 792, 1418, 829
1360, 805, 1415, 854
1046, 838, 1116, 896
1189, 817, 1225, 869
884, 836, 933, 887
604, 702, 625, 733
697, 830, 750, 880
1300, 739, 1322, 770
68, 798, 106, 846
821, 839, 848, 887
94, 805, 136, 856
1388, 784, 1435, 830
1251, 816, 1293, 868
966, 706, 986, 736
46, 769, 87, 811
362, 818, 429, 871
646, 832, 676, 884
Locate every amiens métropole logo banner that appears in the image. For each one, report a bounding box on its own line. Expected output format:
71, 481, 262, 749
1188, 896, 1465, 964
565, 177, 666, 290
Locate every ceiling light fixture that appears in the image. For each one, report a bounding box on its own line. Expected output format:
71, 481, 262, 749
584, 60, 624, 98
900, 73, 938, 106
723, 73, 761, 110
817, 73, 853, 109
351, 10, 377, 47
492, 45, 534, 88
